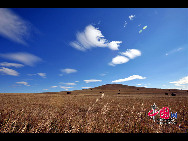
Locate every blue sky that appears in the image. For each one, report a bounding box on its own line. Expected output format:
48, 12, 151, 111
0, 8, 187, 93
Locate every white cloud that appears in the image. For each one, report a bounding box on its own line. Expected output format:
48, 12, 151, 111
121, 49, 141, 59
51, 86, 57, 88
28, 73, 46, 78
0, 52, 42, 66
37, 73, 46, 78
70, 25, 122, 51
129, 15, 135, 20
137, 84, 142, 85
109, 49, 141, 66
0, 67, 19, 76
84, 79, 102, 83
123, 21, 127, 27
61, 68, 77, 74
165, 47, 183, 56
63, 83, 76, 85
109, 55, 129, 66
16, 81, 30, 86
0, 8, 30, 45
43, 89, 48, 91
0, 62, 24, 68
60, 86, 73, 90
82, 87, 91, 89
169, 76, 188, 88
112, 75, 146, 83
75, 81, 79, 83
108, 41, 122, 50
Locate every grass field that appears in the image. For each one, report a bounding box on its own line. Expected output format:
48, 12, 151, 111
0, 92, 187, 133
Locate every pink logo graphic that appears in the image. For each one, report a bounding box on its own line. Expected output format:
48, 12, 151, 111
148, 103, 177, 124
148, 105, 169, 119
160, 107, 170, 119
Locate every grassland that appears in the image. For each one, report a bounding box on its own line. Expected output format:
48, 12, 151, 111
0, 92, 187, 133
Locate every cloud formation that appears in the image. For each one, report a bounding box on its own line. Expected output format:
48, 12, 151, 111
0, 67, 19, 76
169, 76, 188, 87
120, 49, 141, 59
16, 81, 30, 86
0, 62, 24, 68
109, 55, 129, 66
61, 68, 77, 74
0, 52, 42, 66
63, 83, 76, 85
37, 73, 46, 78
0, 8, 30, 45
109, 49, 141, 66
165, 47, 183, 56
112, 75, 146, 83
70, 25, 122, 51
123, 21, 127, 27
60, 86, 73, 90
129, 15, 135, 20
84, 79, 102, 83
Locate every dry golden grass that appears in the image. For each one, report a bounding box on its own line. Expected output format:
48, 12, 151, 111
0, 92, 187, 133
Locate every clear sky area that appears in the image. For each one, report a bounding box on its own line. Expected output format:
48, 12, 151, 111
0, 8, 187, 93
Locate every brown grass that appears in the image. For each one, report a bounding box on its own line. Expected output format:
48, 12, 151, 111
0, 93, 187, 133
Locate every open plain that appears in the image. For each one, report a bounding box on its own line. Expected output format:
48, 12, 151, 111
0, 84, 187, 133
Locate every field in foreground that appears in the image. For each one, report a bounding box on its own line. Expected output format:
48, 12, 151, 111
0, 93, 187, 133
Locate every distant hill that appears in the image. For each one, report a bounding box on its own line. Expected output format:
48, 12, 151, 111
58, 84, 188, 96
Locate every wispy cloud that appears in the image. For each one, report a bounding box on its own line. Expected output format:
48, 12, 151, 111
70, 25, 122, 51
129, 15, 135, 20
0, 52, 42, 66
60, 86, 73, 90
0, 8, 30, 45
0, 62, 24, 68
123, 21, 127, 28
60, 68, 77, 74
165, 47, 183, 56
16, 81, 30, 86
169, 76, 188, 87
28, 73, 46, 78
112, 75, 146, 83
63, 82, 76, 85
0, 67, 19, 76
51, 86, 58, 88
37, 73, 46, 78
84, 79, 102, 83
